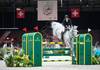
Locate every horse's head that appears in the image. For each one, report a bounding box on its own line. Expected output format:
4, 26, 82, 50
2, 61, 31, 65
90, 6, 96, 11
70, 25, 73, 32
51, 22, 65, 39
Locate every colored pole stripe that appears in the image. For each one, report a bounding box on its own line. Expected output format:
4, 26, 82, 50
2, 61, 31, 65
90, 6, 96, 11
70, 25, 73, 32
84, 34, 86, 64
43, 60, 71, 62
32, 35, 34, 65
26, 33, 28, 55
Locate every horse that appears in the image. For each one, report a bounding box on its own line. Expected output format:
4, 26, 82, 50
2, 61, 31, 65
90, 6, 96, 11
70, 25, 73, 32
51, 22, 78, 60
51, 21, 78, 48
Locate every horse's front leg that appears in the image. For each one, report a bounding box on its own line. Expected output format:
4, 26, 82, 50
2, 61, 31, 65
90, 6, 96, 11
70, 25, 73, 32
64, 39, 70, 48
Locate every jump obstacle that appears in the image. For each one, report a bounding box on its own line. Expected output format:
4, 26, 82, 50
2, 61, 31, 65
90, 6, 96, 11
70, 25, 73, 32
22, 32, 42, 66
73, 33, 92, 65
22, 32, 93, 66
43, 47, 71, 62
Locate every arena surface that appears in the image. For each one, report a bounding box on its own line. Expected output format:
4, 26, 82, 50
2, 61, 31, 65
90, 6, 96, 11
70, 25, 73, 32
0, 60, 100, 70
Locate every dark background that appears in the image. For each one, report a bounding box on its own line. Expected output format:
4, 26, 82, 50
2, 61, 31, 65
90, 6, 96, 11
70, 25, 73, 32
0, 11, 100, 30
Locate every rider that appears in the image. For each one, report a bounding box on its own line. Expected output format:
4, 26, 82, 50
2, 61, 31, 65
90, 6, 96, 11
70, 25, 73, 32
62, 14, 72, 29
61, 15, 72, 42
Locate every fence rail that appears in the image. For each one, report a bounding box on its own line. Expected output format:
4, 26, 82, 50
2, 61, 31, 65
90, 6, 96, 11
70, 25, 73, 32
43, 48, 71, 56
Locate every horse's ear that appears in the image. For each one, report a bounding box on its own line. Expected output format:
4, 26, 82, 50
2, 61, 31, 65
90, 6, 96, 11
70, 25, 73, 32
51, 22, 56, 26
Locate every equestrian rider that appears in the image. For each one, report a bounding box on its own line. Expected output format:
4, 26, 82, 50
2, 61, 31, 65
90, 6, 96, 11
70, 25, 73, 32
61, 15, 72, 41
62, 15, 72, 29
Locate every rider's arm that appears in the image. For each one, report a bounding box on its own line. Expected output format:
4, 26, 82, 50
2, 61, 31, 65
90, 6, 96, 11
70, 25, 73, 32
68, 18, 72, 25
62, 18, 65, 24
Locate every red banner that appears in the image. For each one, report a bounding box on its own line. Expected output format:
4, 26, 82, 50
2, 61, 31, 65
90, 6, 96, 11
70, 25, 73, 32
70, 8, 80, 18
22, 27, 28, 32
16, 8, 25, 19
34, 26, 39, 32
